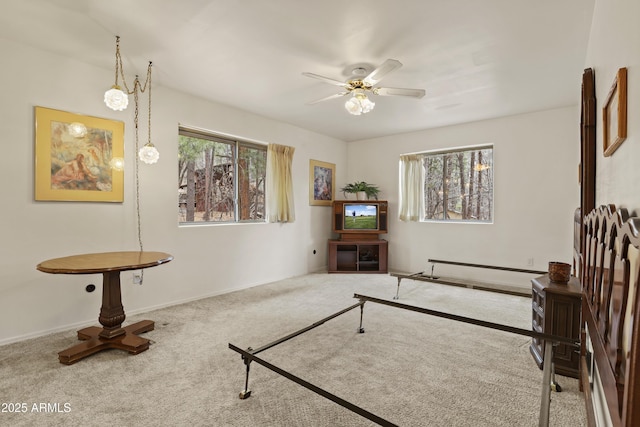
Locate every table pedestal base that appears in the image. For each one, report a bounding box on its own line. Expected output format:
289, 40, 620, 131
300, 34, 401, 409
58, 320, 154, 365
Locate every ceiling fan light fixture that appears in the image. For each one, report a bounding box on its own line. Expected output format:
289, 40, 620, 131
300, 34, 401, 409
304, 58, 421, 115
345, 90, 375, 116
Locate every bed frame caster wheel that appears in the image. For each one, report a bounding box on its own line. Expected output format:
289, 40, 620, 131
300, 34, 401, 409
358, 327, 365, 333
239, 390, 251, 399
551, 382, 562, 393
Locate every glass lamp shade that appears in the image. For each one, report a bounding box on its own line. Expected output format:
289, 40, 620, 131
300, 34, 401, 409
345, 97, 363, 115
344, 93, 375, 115
139, 143, 160, 164
104, 86, 129, 111
109, 157, 125, 171
359, 96, 375, 114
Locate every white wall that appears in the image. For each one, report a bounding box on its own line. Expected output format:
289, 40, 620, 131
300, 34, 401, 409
0, 38, 347, 344
587, 0, 640, 210
347, 107, 580, 286
0, 25, 590, 344
581, 1, 640, 425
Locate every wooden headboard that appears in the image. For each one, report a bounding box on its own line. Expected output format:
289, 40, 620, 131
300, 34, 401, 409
579, 205, 640, 426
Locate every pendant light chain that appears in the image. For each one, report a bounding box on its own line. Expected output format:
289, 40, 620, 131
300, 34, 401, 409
135, 63, 153, 256
124, 53, 152, 261
104, 36, 158, 282
135, 63, 152, 250
113, 36, 120, 88
125, 61, 153, 276
129, 62, 153, 255
133, 78, 143, 253
146, 63, 152, 147
133, 75, 146, 282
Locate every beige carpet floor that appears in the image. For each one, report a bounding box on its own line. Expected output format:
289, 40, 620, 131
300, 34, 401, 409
0, 273, 586, 426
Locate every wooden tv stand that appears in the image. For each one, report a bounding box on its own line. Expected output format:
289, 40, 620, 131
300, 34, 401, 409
328, 238, 387, 273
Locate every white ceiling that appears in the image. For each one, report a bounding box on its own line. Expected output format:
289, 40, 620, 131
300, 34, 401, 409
1, 0, 595, 142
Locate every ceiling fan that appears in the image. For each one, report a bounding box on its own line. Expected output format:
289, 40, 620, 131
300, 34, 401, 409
302, 59, 425, 115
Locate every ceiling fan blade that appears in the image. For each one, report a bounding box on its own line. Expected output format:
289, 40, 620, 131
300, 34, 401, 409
306, 92, 350, 105
374, 87, 426, 98
302, 72, 349, 87
363, 59, 402, 86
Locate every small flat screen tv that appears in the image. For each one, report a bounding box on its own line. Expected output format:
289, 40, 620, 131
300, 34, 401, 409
343, 203, 378, 230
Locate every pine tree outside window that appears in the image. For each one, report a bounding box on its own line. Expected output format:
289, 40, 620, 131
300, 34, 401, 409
178, 127, 266, 224
423, 145, 493, 222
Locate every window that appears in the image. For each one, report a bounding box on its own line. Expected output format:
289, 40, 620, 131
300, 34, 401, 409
423, 145, 493, 222
178, 127, 266, 224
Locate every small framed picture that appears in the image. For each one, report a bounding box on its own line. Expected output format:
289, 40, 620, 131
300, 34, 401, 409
309, 159, 335, 206
603, 68, 627, 157
35, 106, 125, 202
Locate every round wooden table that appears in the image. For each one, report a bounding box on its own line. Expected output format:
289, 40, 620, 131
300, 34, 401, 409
37, 251, 173, 365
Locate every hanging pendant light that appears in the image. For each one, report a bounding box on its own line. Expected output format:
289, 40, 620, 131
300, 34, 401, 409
136, 61, 158, 165
139, 143, 159, 164
103, 36, 159, 164
104, 86, 129, 111
102, 37, 158, 264
104, 36, 129, 111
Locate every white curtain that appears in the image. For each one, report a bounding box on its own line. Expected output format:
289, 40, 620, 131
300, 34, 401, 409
266, 143, 295, 222
398, 154, 425, 222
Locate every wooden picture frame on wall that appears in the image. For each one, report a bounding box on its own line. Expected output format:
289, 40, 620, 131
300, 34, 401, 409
602, 67, 627, 157
35, 106, 125, 202
309, 159, 335, 206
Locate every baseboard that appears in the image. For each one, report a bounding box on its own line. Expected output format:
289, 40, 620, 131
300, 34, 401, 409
0, 279, 269, 347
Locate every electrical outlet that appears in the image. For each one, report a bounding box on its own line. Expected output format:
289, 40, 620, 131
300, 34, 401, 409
133, 273, 142, 284
527, 258, 534, 267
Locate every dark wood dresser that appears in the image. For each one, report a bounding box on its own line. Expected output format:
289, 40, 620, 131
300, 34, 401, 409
530, 274, 581, 378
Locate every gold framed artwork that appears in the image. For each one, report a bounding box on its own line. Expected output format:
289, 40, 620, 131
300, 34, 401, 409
603, 67, 627, 157
35, 106, 125, 202
309, 159, 335, 206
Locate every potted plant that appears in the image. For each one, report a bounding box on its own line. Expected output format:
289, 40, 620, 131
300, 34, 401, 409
340, 181, 380, 200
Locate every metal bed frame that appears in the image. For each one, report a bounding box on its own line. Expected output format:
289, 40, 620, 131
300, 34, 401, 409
228, 293, 578, 427
391, 259, 547, 300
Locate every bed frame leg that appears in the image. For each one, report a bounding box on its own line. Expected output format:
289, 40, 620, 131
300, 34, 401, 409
358, 302, 366, 333
239, 350, 253, 399
550, 344, 562, 393
393, 277, 402, 300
